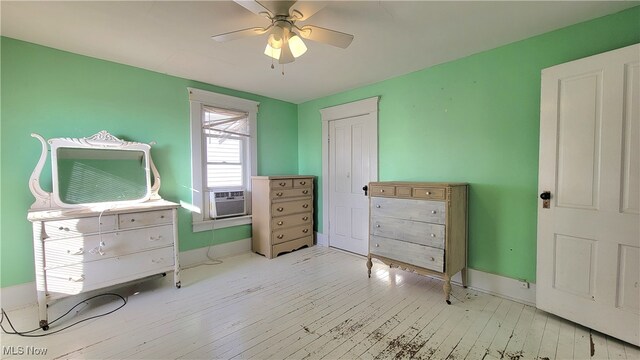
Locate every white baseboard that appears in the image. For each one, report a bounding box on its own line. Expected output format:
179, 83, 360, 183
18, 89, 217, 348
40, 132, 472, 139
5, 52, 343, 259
0, 239, 253, 311
0, 281, 37, 311
315, 232, 328, 247
180, 238, 251, 268
451, 269, 536, 306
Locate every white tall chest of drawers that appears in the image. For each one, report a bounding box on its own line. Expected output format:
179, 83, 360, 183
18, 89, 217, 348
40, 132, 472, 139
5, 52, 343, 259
251, 175, 314, 258
366, 182, 468, 304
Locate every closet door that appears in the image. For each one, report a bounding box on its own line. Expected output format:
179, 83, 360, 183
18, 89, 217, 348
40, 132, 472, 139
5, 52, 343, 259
537, 44, 639, 346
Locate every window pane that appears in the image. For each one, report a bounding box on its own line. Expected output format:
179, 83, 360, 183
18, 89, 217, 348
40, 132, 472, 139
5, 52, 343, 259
207, 164, 242, 188
206, 137, 241, 163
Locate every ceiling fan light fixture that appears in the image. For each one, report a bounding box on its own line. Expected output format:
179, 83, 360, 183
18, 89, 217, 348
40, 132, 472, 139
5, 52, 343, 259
288, 33, 307, 58
264, 43, 281, 60
267, 26, 284, 49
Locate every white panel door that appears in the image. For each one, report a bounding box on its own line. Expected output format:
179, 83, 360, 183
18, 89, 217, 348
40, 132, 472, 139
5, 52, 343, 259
329, 114, 376, 255
537, 43, 640, 346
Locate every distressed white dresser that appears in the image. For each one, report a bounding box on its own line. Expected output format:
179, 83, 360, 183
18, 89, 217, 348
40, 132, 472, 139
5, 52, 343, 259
366, 181, 468, 304
26, 131, 180, 330
251, 175, 314, 258
28, 202, 180, 329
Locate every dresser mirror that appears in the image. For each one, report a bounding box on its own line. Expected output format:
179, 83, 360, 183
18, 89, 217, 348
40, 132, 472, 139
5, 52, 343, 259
55, 147, 149, 205
29, 130, 161, 209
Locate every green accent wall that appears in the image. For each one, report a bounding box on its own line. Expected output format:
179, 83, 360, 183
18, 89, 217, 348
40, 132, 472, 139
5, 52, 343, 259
0, 37, 298, 287
297, 7, 640, 282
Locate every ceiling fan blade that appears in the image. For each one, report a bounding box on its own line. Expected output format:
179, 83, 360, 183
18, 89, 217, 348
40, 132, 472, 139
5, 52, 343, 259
233, 0, 273, 17
279, 43, 295, 64
211, 27, 270, 42
298, 25, 353, 49
289, 1, 326, 21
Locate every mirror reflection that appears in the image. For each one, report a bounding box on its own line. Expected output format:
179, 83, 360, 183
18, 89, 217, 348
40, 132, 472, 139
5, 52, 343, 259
56, 148, 148, 205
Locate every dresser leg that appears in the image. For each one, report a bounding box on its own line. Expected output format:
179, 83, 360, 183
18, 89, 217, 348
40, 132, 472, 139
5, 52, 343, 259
443, 274, 452, 305
461, 268, 468, 288
366, 256, 373, 278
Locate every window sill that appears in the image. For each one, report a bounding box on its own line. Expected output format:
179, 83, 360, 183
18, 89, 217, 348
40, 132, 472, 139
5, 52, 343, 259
192, 215, 252, 232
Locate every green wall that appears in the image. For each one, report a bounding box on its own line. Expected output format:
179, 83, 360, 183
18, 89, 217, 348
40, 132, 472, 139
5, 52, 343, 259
0, 37, 299, 287
298, 7, 640, 282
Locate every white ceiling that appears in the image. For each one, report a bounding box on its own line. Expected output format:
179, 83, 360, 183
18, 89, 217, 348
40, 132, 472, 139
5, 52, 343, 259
1, 1, 637, 104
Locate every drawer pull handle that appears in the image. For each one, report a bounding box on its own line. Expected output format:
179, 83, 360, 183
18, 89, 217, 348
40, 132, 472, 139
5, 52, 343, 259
160, 215, 165, 219
67, 248, 84, 255
276, 192, 283, 196
151, 258, 165, 264
375, 243, 380, 247
376, 224, 381, 228
430, 257, 435, 262
277, 235, 284, 239
302, 190, 309, 194
430, 233, 436, 237
58, 226, 70, 231
426, 191, 431, 195
277, 221, 284, 225
68, 275, 85, 282
302, 204, 309, 208
300, 181, 306, 185
149, 235, 163, 241
279, 182, 286, 186
376, 205, 381, 208
302, 216, 309, 221
131, 219, 136, 222
431, 210, 437, 214
380, 189, 385, 193
277, 207, 284, 212
302, 229, 309, 233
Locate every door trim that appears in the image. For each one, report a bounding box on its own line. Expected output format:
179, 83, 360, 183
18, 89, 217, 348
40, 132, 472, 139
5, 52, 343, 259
320, 96, 380, 247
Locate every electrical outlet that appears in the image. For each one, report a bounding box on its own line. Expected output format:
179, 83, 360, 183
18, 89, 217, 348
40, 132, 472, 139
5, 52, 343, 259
520, 280, 530, 289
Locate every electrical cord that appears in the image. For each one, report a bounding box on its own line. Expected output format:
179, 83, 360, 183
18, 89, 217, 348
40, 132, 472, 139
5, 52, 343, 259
0, 293, 127, 337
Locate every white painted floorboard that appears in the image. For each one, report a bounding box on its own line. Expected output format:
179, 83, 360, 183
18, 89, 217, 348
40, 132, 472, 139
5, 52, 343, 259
1, 247, 637, 359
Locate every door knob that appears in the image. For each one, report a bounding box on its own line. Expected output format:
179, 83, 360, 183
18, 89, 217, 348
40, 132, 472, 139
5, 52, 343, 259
363, 185, 368, 196
540, 191, 551, 209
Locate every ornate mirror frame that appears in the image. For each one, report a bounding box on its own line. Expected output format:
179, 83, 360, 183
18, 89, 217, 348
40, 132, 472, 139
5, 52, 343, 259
29, 130, 162, 209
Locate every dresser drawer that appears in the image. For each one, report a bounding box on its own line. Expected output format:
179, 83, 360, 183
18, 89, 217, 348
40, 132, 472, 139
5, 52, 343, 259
271, 212, 312, 230
119, 210, 172, 229
370, 185, 396, 197
44, 216, 117, 239
370, 235, 444, 273
271, 199, 312, 216
293, 178, 312, 188
271, 188, 312, 199
270, 179, 293, 189
45, 246, 175, 295
371, 216, 445, 249
272, 224, 312, 245
43, 225, 174, 269
371, 197, 445, 225
411, 187, 446, 200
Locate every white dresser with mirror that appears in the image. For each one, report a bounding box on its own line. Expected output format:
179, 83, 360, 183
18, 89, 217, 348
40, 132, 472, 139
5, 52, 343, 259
27, 131, 180, 330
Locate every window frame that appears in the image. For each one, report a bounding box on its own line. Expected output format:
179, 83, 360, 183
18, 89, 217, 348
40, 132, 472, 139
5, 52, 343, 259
188, 88, 259, 232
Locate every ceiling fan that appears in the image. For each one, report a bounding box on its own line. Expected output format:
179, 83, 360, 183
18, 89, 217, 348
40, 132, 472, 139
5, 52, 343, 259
212, 1, 354, 66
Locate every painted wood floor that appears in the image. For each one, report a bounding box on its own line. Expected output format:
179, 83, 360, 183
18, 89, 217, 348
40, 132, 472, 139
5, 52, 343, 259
1, 246, 638, 360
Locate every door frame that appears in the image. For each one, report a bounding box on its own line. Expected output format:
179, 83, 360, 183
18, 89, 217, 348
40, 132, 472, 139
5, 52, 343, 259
320, 96, 380, 247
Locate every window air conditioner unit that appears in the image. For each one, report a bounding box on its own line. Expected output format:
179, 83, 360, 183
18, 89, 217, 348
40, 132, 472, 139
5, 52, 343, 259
209, 191, 246, 219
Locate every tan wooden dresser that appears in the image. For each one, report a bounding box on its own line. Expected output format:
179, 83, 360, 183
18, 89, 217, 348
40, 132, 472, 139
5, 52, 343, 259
366, 181, 468, 304
251, 176, 315, 258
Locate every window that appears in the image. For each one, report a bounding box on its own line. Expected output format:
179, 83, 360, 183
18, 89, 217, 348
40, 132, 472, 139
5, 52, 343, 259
188, 88, 259, 231
203, 106, 248, 189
